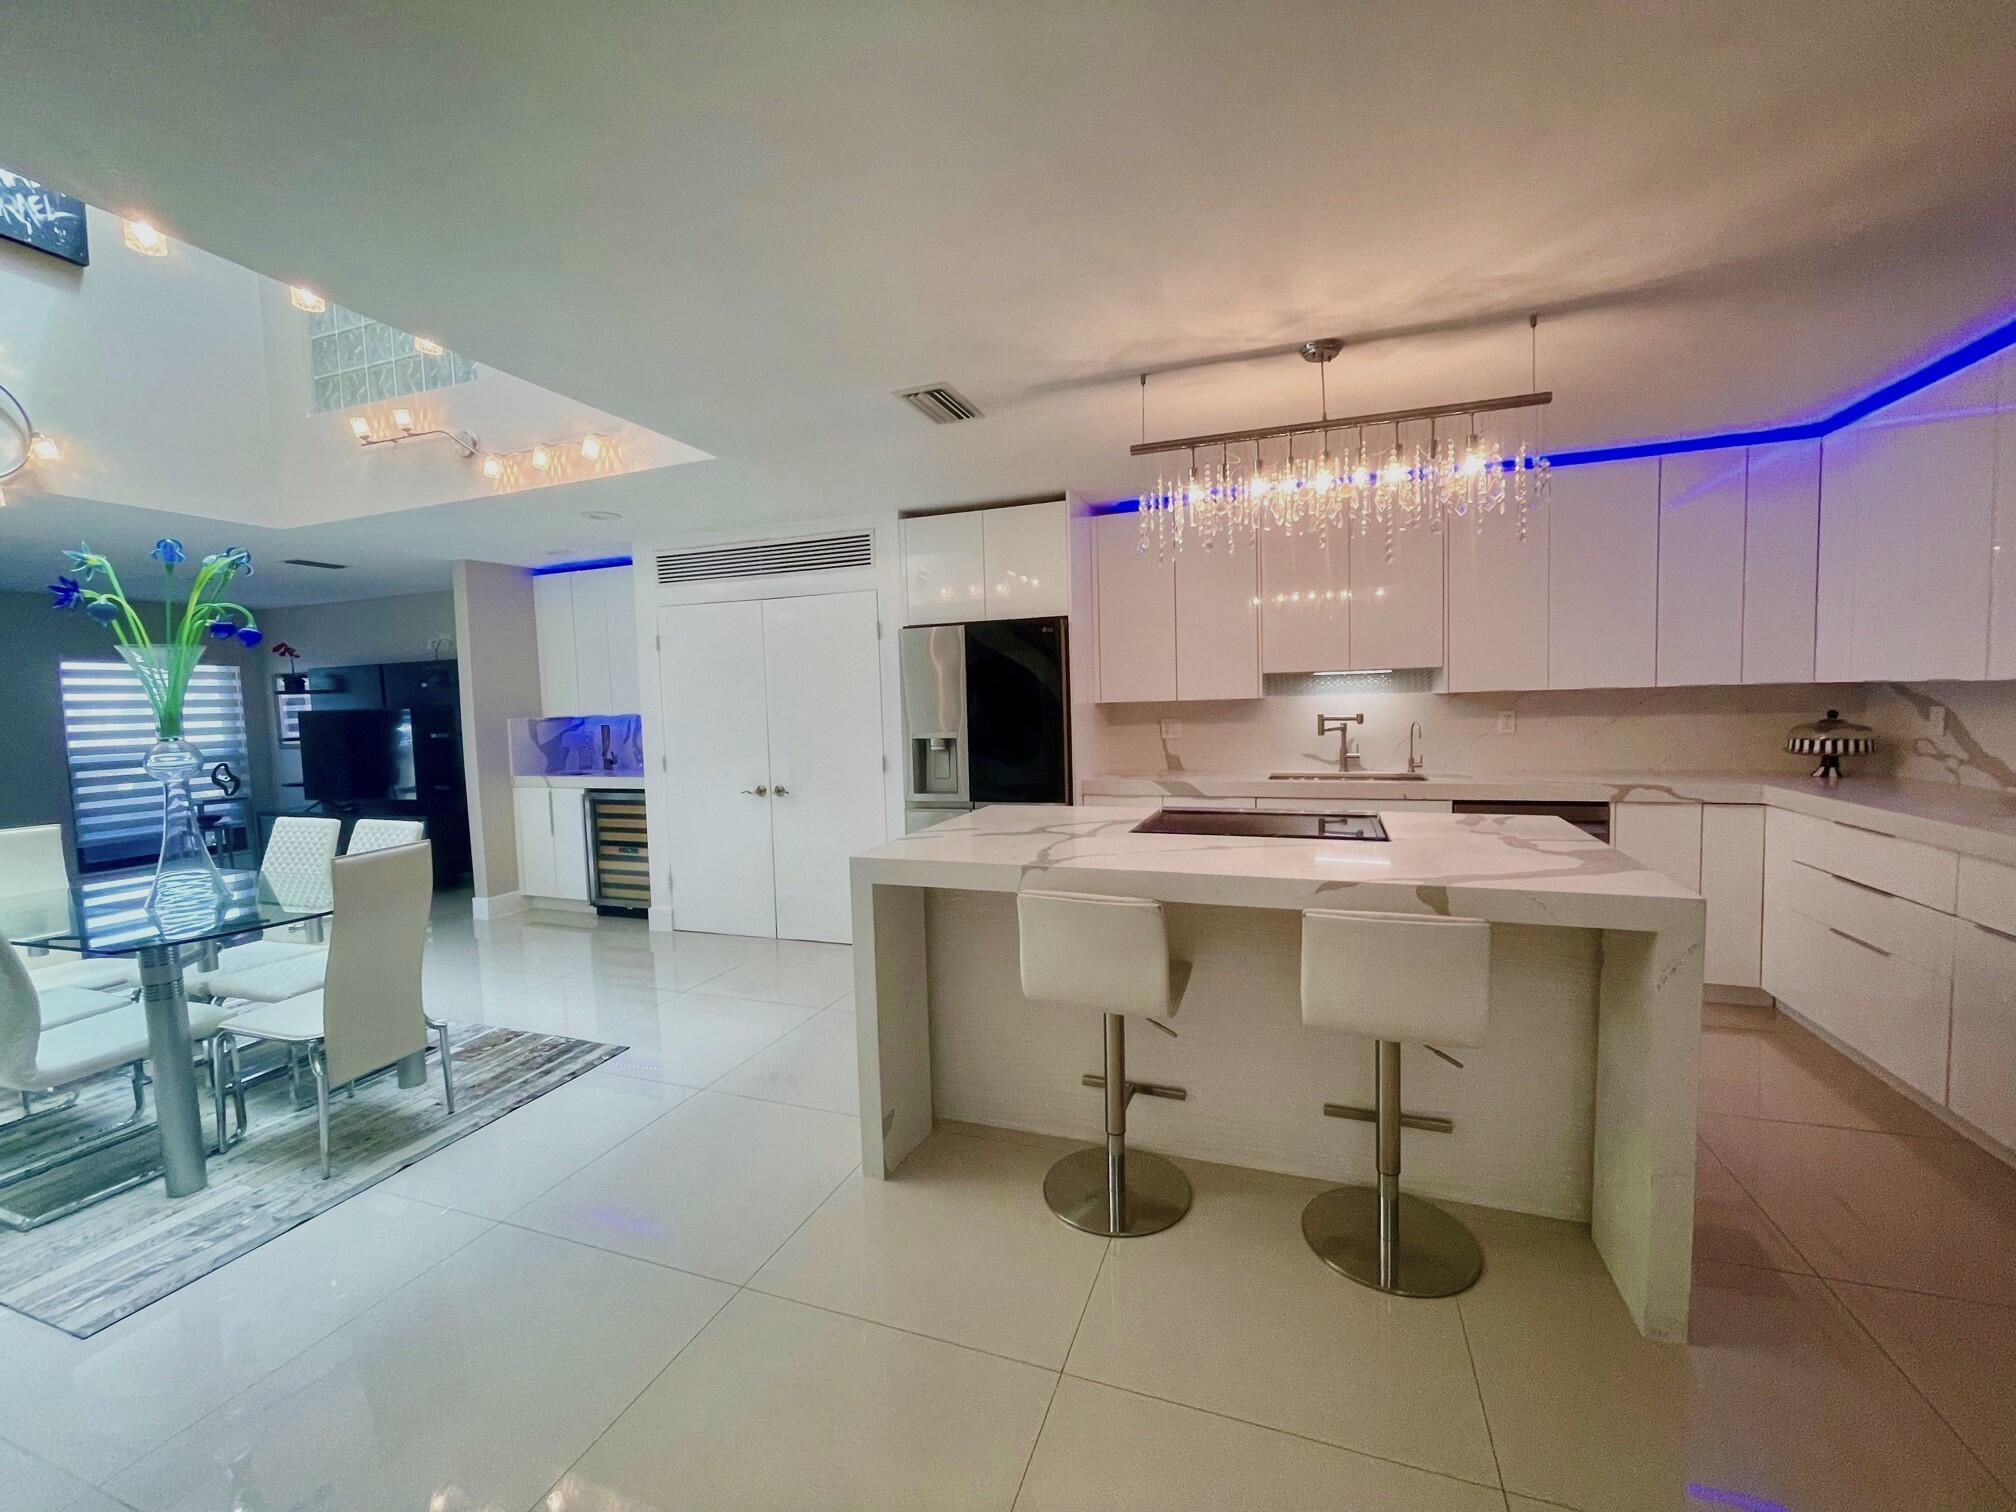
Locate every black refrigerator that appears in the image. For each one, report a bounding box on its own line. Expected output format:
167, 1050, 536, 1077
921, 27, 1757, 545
900, 616, 1070, 831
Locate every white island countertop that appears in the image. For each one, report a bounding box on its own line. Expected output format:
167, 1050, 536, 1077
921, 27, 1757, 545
851, 802, 1706, 1341
853, 802, 1702, 934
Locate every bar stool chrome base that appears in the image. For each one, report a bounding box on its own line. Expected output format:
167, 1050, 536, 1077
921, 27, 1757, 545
1045, 1143, 1191, 1238
1301, 1184, 1483, 1298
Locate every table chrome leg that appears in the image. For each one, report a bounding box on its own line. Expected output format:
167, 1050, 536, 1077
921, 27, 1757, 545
137, 943, 207, 1198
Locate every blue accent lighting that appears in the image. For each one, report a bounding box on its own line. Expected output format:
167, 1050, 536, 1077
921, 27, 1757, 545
529, 554, 634, 576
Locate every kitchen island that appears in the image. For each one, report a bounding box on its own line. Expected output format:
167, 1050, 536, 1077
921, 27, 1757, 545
851, 803, 1705, 1340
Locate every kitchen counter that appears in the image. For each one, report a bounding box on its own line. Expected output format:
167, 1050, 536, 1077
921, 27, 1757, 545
1082, 770, 2016, 866
850, 803, 1705, 1340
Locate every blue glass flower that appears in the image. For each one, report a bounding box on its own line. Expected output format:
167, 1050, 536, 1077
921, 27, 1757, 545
208, 618, 237, 640
48, 576, 82, 610
62, 546, 103, 581
236, 626, 263, 648
84, 598, 120, 625
151, 538, 186, 566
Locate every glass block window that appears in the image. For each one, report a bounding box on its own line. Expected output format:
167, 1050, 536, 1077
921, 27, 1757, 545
306, 303, 478, 415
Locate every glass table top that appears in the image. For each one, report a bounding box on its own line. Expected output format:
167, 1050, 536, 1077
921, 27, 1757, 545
0, 870, 333, 957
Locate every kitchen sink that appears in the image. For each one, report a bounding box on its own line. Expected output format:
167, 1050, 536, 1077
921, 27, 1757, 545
1267, 770, 1432, 782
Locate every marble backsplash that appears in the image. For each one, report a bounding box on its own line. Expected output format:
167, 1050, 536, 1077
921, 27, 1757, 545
1087, 679, 2016, 792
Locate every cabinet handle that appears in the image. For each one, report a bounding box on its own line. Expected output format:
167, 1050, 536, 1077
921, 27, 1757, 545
740, 785, 769, 797
1833, 872, 1902, 902
1827, 925, 1893, 958
774, 785, 791, 797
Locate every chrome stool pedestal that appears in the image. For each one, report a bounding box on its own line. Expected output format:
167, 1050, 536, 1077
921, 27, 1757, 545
1044, 1011, 1190, 1238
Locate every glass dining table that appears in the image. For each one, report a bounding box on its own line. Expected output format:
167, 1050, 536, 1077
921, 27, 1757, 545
1, 871, 333, 1200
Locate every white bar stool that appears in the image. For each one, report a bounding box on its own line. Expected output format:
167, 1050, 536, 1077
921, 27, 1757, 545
1018, 889, 1192, 1237
1300, 908, 1491, 1297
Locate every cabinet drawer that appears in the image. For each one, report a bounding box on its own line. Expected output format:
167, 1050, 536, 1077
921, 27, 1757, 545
1957, 855, 2016, 936
1785, 861, 1956, 976
1796, 818, 1958, 912
1774, 908, 1951, 1100
1951, 919, 2016, 1151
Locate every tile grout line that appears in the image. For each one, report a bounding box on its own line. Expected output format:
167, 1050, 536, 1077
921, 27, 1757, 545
1009, 1236, 1110, 1509
1817, 1272, 2016, 1507
1455, 1299, 1509, 1496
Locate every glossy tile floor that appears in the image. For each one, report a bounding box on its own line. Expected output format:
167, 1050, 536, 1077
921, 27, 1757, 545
4, 901, 2014, 1510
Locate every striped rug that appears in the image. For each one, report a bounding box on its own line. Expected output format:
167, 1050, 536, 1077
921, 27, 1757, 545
0, 1023, 621, 1337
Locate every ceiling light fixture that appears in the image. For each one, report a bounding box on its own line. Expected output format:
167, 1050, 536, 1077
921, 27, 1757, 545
0, 380, 54, 506
290, 285, 327, 313
29, 433, 62, 463
529, 445, 552, 471
122, 218, 168, 256
481, 454, 504, 479
412, 336, 445, 357
1133, 322, 1552, 558
391, 407, 415, 432
349, 416, 372, 440
578, 434, 603, 461
349, 412, 479, 459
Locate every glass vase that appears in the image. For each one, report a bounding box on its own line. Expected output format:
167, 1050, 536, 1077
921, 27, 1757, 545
140, 737, 229, 922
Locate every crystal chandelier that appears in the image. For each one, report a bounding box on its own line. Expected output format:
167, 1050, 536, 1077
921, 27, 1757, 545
1134, 334, 1551, 558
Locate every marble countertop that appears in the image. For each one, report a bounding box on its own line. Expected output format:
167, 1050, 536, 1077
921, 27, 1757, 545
853, 804, 1702, 933
1081, 770, 2016, 867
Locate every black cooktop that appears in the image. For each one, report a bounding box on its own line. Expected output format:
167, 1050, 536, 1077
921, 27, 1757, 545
1132, 807, 1390, 841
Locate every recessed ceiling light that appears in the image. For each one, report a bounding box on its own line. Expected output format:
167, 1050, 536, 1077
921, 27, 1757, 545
290, 285, 327, 313
582, 509, 622, 521
28, 433, 61, 463
122, 218, 168, 256
413, 336, 444, 357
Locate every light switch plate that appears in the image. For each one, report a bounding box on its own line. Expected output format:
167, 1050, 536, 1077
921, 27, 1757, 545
1496, 711, 1516, 735
1159, 719, 1182, 740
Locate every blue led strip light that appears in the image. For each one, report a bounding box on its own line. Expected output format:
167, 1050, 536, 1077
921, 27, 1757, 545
528, 554, 634, 576
1090, 309, 2016, 511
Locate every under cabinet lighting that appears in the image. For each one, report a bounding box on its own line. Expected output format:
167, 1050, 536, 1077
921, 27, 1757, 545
122, 219, 168, 256
1314, 669, 1393, 677
28, 433, 61, 463
290, 286, 327, 314
413, 336, 445, 357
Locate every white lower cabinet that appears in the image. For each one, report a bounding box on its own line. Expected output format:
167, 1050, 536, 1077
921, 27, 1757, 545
513, 786, 590, 901
1951, 920, 2016, 1150
1614, 801, 1762, 991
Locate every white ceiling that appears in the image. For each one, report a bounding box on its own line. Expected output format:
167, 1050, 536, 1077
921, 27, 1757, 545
3, 0, 2015, 599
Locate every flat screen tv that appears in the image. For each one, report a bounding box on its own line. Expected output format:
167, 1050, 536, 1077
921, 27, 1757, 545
299, 709, 414, 802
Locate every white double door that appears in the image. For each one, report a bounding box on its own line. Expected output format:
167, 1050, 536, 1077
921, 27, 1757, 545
658, 590, 886, 943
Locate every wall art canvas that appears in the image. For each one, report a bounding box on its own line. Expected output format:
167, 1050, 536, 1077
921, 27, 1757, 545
0, 167, 89, 265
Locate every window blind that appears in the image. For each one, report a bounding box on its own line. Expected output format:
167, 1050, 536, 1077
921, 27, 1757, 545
59, 659, 252, 869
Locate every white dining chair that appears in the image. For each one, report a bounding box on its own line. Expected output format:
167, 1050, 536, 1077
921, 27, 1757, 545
1, 931, 240, 1220
0, 824, 136, 994
187, 816, 343, 991
217, 842, 452, 1178
346, 818, 425, 853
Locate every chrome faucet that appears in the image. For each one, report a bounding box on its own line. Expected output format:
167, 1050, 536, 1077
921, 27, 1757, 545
1317, 713, 1364, 772
1408, 720, 1425, 775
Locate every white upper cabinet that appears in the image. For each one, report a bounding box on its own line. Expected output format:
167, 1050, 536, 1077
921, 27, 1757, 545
903, 512, 987, 625
1741, 441, 1820, 684
1094, 512, 1177, 702
534, 566, 642, 714
1447, 495, 1550, 692
1351, 521, 1444, 669
983, 500, 1071, 620
1549, 459, 1659, 689
533, 573, 577, 714
1818, 362, 2000, 682
1988, 354, 2016, 678
1656, 452, 1747, 686
1259, 528, 1350, 673
1175, 539, 1261, 700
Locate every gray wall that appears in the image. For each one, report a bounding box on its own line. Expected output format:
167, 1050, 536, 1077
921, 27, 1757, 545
0, 587, 274, 861
254, 590, 457, 811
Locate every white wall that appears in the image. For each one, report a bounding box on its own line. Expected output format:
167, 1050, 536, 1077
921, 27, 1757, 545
452, 561, 541, 909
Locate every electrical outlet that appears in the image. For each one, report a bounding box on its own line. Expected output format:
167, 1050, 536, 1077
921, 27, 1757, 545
1159, 719, 1182, 740
1496, 711, 1517, 735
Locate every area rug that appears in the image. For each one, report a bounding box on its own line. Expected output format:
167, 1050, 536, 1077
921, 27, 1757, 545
0, 1023, 622, 1337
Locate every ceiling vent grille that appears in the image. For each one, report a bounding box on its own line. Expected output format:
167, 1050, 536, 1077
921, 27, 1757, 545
895, 384, 981, 424
655, 532, 874, 585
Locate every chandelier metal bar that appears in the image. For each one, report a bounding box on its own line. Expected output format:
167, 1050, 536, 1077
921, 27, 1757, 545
1128, 389, 1552, 458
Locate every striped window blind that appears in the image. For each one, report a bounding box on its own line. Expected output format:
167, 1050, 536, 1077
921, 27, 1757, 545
59, 659, 252, 869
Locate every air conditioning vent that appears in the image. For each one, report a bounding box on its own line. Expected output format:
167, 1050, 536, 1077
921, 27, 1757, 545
895, 384, 981, 424
655, 532, 874, 585
281, 558, 348, 570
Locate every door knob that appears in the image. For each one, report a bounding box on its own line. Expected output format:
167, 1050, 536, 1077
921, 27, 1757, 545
741, 784, 769, 796
773, 785, 791, 796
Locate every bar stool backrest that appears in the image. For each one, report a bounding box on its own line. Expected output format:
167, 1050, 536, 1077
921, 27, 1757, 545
1018, 889, 1178, 1019
1300, 910, 1490, 1047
